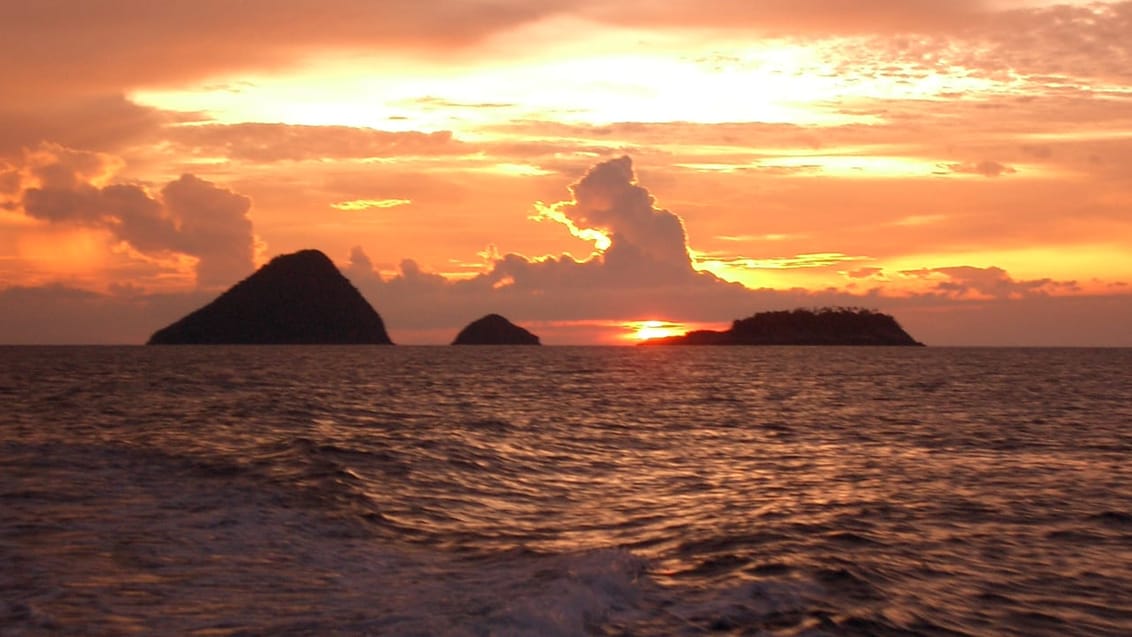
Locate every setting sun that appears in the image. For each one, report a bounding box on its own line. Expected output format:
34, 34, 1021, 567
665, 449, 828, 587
627, 320, 685, 342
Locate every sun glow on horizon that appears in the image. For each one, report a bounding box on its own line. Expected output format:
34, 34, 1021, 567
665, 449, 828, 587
626, 320, 686, 341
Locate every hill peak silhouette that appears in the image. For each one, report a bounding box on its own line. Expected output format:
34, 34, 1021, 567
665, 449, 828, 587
147, 249, 393, 344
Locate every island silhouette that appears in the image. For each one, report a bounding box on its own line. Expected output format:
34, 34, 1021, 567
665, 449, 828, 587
452, 314, 541, 345
640, 308, 924, 346
146, 249, 922, 346
147, 249, 393, 344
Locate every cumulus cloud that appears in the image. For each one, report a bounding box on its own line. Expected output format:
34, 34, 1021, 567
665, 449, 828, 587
161, 175, 255, 287
326, 154, 1128, 344
340, 156, 767, 331
5, 151, 1129, 345
533, 156, 696, 281
16, 145, 255, 287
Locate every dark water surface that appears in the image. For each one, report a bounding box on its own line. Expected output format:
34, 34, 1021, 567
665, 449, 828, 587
2, 346, 1130, 636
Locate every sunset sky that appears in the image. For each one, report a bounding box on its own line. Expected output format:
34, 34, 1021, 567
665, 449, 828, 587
2, 0, 1131, 345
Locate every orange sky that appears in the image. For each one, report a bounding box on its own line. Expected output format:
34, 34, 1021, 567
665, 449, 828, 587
2, 0, 1131, 345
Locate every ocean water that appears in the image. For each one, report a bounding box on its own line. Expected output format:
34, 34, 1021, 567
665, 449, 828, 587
1, 346, 1130, 636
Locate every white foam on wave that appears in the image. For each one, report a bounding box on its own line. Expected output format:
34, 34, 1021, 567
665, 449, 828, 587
0, 438, 839, 636
407, 547, 818, 637
365, 547, 651, 637
3, 439, 670, 635
468, 548, 648, 637
653, 579, 817, 633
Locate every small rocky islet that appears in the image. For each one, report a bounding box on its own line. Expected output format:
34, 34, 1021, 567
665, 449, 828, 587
452, 314, 541, 345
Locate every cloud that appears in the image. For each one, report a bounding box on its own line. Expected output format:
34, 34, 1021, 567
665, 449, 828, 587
939, 160, 1017, 177
0, 283, 210, 344
3, 0, 1075, 103
23, 144, 123, 190
0, 0, 567, 98
892, 291, 1132, 347
343, 238, 1132, 346
161, 175, 255, 287
488, 120, 826, 155
16, 145, 255, 287
0, 94, 189, 155
169, 124, 464, 163
844, 267, 885, 280
706, 252, 872, 270
5, 0, 1130, 118
4, 152, 1131, 346
534, 156, 696, 280
903, 265, 1079, 299
327, 154, 1132, 344
0, 165, 19, 196
341, 156, 763, 332
973, 2, 1132, 84
331, 199, 413, 211
842, 3, 1132, 90
580, 0, 986, 35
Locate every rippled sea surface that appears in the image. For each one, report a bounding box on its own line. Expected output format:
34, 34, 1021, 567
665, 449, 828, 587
2, 346, 1131, 636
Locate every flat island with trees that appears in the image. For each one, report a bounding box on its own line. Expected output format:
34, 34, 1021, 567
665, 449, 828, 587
639, 308, 924, 346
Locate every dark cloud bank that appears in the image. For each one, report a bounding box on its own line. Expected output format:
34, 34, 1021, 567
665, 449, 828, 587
3, 154, 1131, 345
339, 156, 1132, 345
18, 144, 255, 288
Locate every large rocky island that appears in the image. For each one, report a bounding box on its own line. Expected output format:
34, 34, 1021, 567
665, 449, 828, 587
641, 308, 923, 346
148, 249, 393, 344
452, 314, 541, 345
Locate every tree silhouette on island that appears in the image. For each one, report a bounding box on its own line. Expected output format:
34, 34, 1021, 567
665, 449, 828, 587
639, 308, 923, 346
